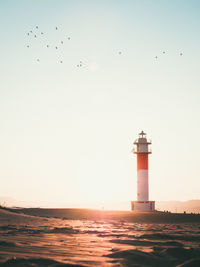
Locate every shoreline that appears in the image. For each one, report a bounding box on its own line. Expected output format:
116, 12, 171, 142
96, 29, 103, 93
4, 207, 200, 223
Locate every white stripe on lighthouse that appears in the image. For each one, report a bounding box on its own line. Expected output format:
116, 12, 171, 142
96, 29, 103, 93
137, 170, 149, 201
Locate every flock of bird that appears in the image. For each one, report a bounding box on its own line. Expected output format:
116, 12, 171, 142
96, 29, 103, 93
155, 51, 183, 59
26, 25, 183, 66
26, 25, 124, 67
26, 26, 80, 66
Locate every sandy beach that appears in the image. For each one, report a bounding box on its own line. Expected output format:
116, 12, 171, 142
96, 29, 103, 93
0, 207, 200, 266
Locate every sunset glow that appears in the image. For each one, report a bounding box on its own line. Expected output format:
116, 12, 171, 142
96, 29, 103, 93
0, 0, 200, 210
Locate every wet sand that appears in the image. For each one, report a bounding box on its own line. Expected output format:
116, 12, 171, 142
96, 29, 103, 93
0, 208, 200, 266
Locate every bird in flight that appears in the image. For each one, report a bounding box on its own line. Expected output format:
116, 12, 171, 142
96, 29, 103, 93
163, 51, 166, 54
67, 37, 70, 40
55, 46, 58, 49
55, 26, 58, 30
41, 32, 44, 35
27, 45, 29, 48
180, 53, 183, 56
34, 35, 37, 38
155, 56, 158, 59
36, 26, 38, 29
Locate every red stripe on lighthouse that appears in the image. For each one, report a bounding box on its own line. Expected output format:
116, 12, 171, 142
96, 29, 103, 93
137, 154, 148, 170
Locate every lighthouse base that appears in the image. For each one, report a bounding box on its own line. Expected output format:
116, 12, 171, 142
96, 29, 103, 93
131, 201, 155, 211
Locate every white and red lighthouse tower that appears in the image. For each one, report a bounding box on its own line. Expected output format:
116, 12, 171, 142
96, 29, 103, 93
131, 131, 155, 211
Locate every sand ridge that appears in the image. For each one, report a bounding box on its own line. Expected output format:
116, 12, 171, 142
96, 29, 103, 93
0, 208, 200, 266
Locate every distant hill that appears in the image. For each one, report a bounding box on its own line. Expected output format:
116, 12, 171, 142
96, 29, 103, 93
0, 196, 22, 207
156, 200, 200, 213
1, 196, 200, 213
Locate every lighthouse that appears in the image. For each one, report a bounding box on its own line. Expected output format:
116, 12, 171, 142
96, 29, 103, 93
131, 131, 155, 211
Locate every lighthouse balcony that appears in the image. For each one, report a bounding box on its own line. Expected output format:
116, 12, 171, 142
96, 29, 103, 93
132, 147, 152, 154
134, 139, 152, 145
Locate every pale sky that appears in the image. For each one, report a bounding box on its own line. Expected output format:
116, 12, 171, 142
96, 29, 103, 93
0, 0, 200, 209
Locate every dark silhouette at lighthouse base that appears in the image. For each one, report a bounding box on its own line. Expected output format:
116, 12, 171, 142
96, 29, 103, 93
131, 200, 155, 211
